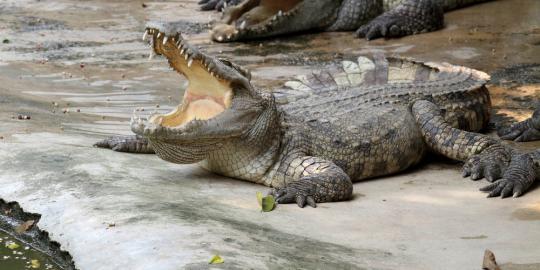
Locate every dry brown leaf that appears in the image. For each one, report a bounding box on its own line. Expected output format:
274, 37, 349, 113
15, 220, 35, 234
482, 249, 501, 270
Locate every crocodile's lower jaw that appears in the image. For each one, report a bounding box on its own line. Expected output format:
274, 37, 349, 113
143, 28, 233, 129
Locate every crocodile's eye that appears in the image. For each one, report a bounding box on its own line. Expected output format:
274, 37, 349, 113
219, 58, 251, 80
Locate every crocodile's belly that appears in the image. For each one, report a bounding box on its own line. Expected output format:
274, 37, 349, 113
304, 105, 427, 181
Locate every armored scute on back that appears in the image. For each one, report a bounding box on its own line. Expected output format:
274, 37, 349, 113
96, 29, 540, 208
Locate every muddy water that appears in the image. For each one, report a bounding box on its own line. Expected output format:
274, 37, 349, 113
0, 231, 61, 270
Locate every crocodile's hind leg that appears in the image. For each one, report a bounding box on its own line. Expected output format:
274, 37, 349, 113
412, 100, 540, 198
269, 156, 353, 208
498, 108, 540, 142
356, 0, 444, 40
94, 135, 155, 154
325, 0, 382, 32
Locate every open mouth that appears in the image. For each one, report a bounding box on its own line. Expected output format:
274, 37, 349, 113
212, 0, 303, 42
141, 27, 233, 131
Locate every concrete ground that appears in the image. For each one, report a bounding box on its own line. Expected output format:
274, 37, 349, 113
0, 0, 539, 269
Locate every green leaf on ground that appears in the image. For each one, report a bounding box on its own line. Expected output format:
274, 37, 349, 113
6, 242, 20, 249
209, 255, 224, 264
30, 259, 41, 269
261, 195, 275, 212
256, 191, 263, 206
256, 192, 276, 212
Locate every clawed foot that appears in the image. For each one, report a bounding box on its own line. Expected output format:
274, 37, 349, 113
463, 144, 537, 198
498, 109, 540, 142
356, 17, 407, 40
94, 135, 154, 154
270, 180, 317, 208
199, 0, 241, 11
462, 144, 512, 182
356, 0, 443, 40
479, 154, 536, 198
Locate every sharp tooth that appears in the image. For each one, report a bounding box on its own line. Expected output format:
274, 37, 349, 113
278, 10, 283, 16
227, 34, 232, 39
180, 48, 185, 55
240, 20, 246, 30
142, 30, 148, 41
217, 36, 223, 42
184, 53, 189, 60
187, 58, 193, 68
157, 32, 162, 38
162, 36, 168, 45
210, 71, 214, 77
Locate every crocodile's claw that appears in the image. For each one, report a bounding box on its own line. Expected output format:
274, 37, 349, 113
356, 17, 404, 40
498, 109, 540, 142
271, 180, 317, 208
462, 144, 512, 182
356, 0, 443, 40
480, 153, 536, 198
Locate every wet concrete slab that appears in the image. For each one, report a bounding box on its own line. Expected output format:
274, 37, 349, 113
0, 0, 539, 269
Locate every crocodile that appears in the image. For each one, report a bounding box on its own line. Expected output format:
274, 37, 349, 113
95, 28, 540, 208
206, 0, 491, 42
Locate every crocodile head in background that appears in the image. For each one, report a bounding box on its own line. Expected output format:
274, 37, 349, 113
134, 26, 274, 164
210, 0, 342, 42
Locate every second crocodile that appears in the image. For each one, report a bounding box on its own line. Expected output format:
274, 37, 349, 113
209, 0, 491, 42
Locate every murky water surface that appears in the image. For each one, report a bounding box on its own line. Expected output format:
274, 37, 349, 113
0, 231, 60, 270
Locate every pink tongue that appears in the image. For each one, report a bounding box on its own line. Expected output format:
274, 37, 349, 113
184, 92, 227, 107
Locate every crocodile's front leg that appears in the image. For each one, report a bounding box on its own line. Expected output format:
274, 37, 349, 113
94, 135, 155, 154
498, 108, 540, 142
412, 100, 539, 198
356, 0, 444, 40
270, 156, 353, 208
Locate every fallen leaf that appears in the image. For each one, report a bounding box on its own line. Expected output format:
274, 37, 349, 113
31, 259, 40, 269
7, 242, 20, 249
256, 191, 263, 206
209, 255, 224, 264
262, 195, 275, 212
482, 249, 501, 270
15, 220, 35, 234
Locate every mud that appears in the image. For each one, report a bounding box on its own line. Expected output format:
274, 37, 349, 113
512, 203, 540, 221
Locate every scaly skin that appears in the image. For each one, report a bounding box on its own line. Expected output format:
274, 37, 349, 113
96, 28, 539, 208
207, 0, 491, 42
